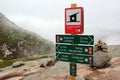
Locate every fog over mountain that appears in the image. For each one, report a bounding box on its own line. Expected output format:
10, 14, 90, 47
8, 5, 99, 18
0, 12, 55, 59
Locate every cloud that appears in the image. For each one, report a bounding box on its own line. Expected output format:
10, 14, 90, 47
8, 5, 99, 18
8, 14, 63, 42
106, 34, 120, 45
0, 0, 120, 44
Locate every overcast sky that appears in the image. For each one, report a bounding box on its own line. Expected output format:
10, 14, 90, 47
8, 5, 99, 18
0, 0, 120, 45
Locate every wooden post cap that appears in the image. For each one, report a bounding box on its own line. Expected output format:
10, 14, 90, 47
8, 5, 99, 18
71, 4, 77, 8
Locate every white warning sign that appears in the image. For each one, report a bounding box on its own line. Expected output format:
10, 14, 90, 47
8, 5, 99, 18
66, 8, 81, 25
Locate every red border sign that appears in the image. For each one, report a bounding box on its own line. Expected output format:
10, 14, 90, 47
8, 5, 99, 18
65, 7, 84, 34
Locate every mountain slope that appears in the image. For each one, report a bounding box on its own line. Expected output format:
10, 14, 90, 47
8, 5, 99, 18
0, 12, 55, 59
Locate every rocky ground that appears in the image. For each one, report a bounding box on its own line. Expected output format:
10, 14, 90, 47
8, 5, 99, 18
0, 57, 56, 80
0, 45, 120, 80
0, 56, 120, 80
36, 57, 120, 80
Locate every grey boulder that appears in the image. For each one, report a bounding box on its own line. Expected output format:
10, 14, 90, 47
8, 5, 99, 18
12, 61, 24, 68
93, 51, 111, 68
38, 58, 56, 67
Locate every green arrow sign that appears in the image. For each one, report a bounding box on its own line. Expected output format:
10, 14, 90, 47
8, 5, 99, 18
56, 35, 94, 45
56, 44, 93, 55
56, 53, 93, 65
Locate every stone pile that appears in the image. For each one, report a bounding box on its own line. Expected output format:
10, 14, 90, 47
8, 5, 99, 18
93, 40, 111, 68
94, 39, 108, 53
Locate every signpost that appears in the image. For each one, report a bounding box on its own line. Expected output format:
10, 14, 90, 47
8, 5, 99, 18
55, 3, 94, 80
56, 35, 94, 45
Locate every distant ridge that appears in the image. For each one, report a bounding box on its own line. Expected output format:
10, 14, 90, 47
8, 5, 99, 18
0, 12, 55, 59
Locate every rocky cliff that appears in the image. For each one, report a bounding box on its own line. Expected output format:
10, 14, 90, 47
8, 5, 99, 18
0, 12, 55, 59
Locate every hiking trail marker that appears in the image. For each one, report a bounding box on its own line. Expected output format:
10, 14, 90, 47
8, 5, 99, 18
56, 44, 93, 55
56, 35, 94, 45
56, 53, 93, 64
56, 4, 94, 80
65, 5, 84, 34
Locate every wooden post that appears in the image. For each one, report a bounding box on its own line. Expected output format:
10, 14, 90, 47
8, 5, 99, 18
70, 4, 77, 80
71, 3, 77, 8
71, 76, 76, 80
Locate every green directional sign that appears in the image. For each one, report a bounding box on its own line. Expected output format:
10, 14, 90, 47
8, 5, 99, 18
56, 35, 94, 45
56, 44, 93, 55
70, 63, 77, 76
56, 53, 93, 65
